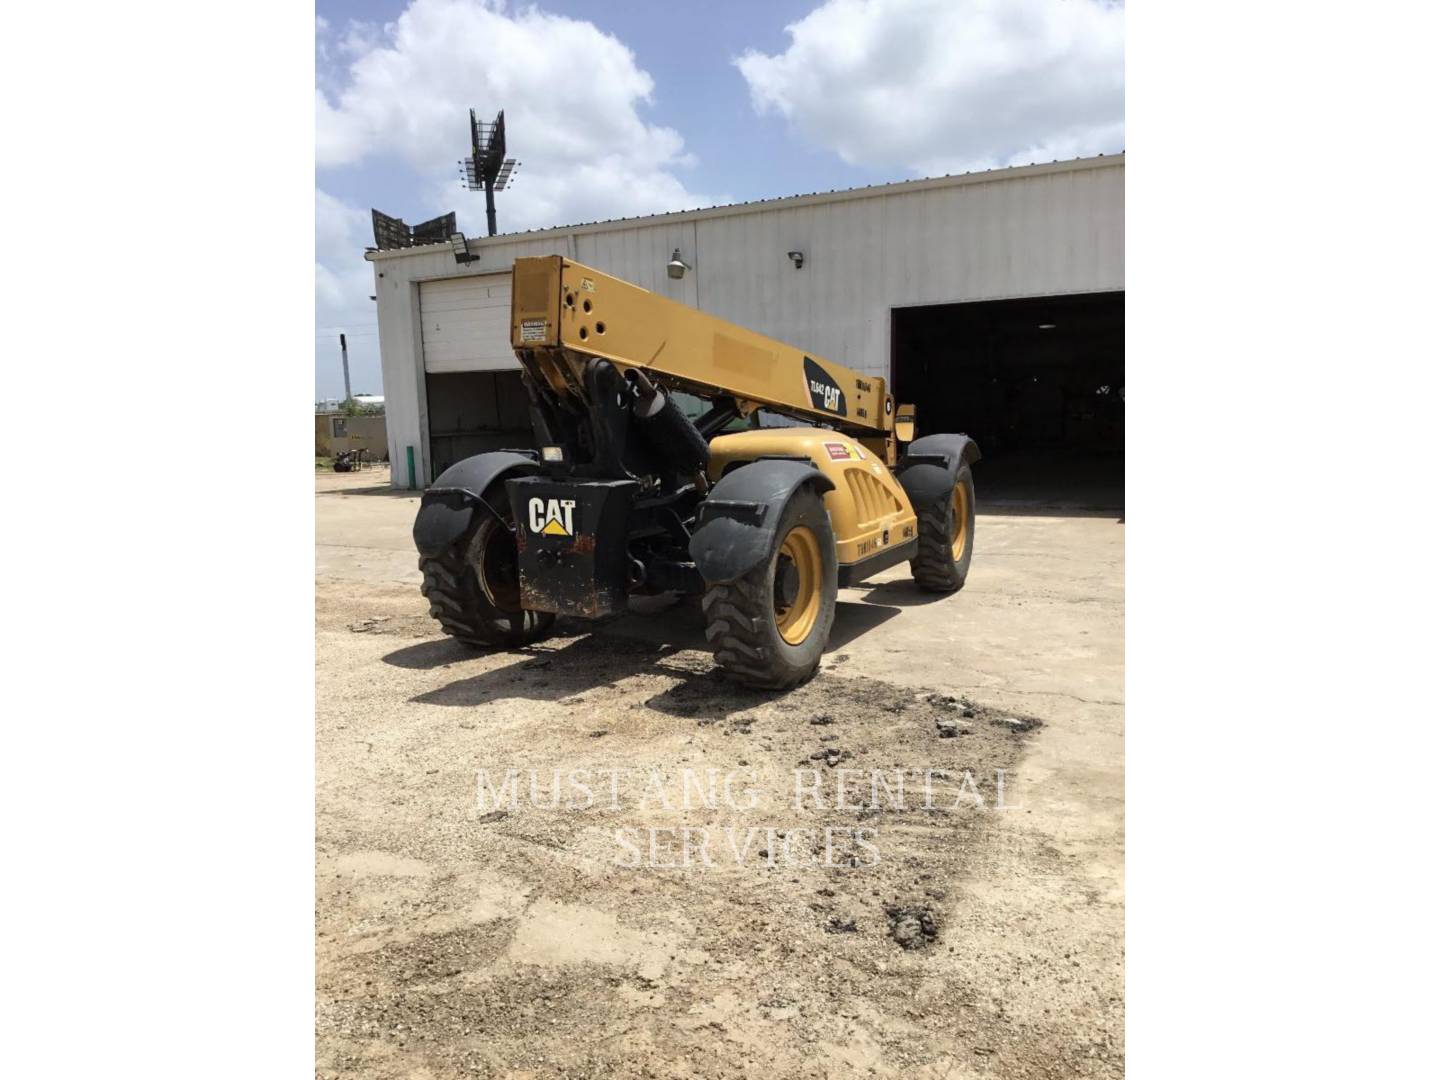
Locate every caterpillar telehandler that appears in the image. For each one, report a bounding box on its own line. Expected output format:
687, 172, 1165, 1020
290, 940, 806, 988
412, 256, 979, 689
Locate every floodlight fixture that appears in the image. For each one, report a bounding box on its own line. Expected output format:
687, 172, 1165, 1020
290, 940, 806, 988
458, 108, 519, 235
372, 209, 458, 250
450, 232, 477, 265
666, 249, 691, 279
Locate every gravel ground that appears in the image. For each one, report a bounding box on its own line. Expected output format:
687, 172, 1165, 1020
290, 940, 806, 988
316, 469, 1124, 1078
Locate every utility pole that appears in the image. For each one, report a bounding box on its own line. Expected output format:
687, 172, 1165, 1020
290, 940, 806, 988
340, 333, 352, 402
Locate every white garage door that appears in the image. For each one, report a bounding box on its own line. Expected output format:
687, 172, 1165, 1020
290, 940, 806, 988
419, 274, 517, 373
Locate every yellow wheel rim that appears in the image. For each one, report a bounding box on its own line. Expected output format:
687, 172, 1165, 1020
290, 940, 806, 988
775, 525, 823, 646
951, 481, 970, 560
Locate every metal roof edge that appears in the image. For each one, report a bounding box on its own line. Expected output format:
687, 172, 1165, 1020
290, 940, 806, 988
364, 152, 1124, 262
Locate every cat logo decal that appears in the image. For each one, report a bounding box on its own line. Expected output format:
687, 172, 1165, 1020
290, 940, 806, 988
528, 497, 577, 537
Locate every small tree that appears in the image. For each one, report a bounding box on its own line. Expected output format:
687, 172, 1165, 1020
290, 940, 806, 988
339, 398, 384, 417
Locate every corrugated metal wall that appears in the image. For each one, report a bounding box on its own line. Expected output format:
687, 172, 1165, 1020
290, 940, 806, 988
370, 156, 1123, 486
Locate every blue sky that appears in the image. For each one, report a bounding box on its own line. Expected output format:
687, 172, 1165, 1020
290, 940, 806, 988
316, 0, 1124, 399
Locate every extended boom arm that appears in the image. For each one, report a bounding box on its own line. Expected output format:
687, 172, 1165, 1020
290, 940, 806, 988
509, 256, 899, 441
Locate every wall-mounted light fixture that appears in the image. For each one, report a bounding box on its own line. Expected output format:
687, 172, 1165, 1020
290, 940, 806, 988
666, 249, 691, 279
450, 232, 478, 265
787, 250, 805, 269
1037, 323, 1056, 330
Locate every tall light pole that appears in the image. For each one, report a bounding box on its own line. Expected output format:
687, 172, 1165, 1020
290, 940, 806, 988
459, 109, 518, 236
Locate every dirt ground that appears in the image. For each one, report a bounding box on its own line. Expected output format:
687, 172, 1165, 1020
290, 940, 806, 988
316, 465, 1124, 1078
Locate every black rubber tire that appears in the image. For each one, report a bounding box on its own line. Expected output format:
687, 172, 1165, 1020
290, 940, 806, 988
418, 480, 556, 648
701, 486, 838, 689
910, 463, 976, 593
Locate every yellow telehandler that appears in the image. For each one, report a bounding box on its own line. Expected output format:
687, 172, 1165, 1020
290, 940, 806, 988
413, 256, 979, 688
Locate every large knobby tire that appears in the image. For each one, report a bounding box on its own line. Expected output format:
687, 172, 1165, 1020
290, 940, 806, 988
702, 486, 838, 689
910, 463, 976, 593
418, 480, 556, 648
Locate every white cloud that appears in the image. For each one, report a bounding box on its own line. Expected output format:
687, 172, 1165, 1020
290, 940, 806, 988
315, 190, 380, 400
313, 0, 720, 397
336, 19, 384, 59
315, 189, 373, 332
316, 0, 714, 235
314, 1, 719, 396
735, 0, 1124, 176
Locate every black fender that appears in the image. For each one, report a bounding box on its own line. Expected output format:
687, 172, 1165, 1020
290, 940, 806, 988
895, 433, 981, 511
690, 459, 835, 585
412, 451, 540, 558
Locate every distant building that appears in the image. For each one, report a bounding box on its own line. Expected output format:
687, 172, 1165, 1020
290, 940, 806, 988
316, 411, 388, 460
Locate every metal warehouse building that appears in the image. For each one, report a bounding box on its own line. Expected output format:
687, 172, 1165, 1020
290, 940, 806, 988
367, 153, 1123, 492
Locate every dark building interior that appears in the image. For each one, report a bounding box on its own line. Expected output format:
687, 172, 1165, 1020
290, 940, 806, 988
891, 292, 1124, 509
425, 371, 533, 480
425, 291, 1124, 505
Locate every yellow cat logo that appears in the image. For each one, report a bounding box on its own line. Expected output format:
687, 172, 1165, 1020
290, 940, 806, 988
528, 497, 577, 537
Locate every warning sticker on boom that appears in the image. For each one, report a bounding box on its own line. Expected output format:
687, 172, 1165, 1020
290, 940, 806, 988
520, 319, 547, 343
802, 356, 847, 417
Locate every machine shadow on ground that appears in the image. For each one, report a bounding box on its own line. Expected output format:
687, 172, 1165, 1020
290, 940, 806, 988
849, 580, 966, 608
316, 481, 416, 499
383, 597, 904, 722
404, 635, 783, 722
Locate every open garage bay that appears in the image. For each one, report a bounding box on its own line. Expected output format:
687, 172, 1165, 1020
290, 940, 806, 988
892, 293, 1124, 510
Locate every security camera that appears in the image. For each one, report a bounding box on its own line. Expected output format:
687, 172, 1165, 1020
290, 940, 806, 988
787, 250, 804, 269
